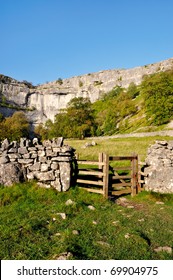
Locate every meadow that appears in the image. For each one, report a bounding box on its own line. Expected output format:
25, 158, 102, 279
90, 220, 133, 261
65, 135, 173, 161
0, 135, 173, 260
0, 182, 173, 260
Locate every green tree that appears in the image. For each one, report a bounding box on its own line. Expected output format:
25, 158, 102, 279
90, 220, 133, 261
141, 70, 173, 125
0, 111, 29, 141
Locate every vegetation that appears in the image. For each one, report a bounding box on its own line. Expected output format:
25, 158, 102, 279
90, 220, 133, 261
56, 78, 63, 85
0, 182, 172, 260
65, 135, 173, 161
0, 69, 173, 142
35, 70, 173, 140
35, 97, 96, 140
0, 111, 30, 141
140, 70, 173, 125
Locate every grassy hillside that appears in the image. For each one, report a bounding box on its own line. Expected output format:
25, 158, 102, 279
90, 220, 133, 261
65, 135, 173, 161
0, 182, 173, 260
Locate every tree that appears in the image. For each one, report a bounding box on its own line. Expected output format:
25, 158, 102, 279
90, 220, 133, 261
66, 97, 95, 138
141, 70, 173, 125
0, 111, 30, 141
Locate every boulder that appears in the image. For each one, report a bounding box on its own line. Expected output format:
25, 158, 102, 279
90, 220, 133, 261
0, 162, 24, 186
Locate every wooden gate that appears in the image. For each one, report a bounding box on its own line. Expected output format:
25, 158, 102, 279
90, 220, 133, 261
76, 153, 139, 197
109, 155, 138, 196
76, 153, 109, 198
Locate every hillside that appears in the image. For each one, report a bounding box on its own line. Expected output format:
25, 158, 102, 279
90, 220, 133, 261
0, 57, 173, 128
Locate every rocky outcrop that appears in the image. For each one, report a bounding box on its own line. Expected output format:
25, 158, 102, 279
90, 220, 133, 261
0, 137, 76, 191
0, 58, 173, 126
144, 141, 173, 193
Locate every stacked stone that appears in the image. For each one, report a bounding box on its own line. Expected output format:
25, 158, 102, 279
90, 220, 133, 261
144, 140, 173, 193
0, 137, 75, 191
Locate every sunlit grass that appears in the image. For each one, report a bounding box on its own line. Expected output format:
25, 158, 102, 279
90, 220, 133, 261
0, 182, 173, 260
65, 135, 173, 161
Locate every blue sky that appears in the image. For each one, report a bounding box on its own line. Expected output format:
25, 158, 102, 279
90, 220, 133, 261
1, 0, 173, 85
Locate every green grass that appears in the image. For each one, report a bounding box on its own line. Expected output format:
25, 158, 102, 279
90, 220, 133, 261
0, 182, 173, 260
65, 135, 173, 161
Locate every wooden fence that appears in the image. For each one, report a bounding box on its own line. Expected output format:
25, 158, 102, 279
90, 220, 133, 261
109, 155, 138, 197
76, 153, 109, 198
76, 153, 141, 198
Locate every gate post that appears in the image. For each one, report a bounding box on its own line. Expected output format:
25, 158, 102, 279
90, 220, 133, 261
103, 153, 109, 199
131, 155, 138, 196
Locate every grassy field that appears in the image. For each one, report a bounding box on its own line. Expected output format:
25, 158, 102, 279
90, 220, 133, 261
65, 135, 173, 161
0, 182, 173, 260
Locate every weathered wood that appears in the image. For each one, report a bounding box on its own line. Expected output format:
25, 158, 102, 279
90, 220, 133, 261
77, 160, 104, 166
109, 156, 138, 161
77, 179, 103, 186
103, 153, 109, 198
112, 182, 131, 188
111, 189, 131, 196
112, 175, 131, 180
78, 170, 104, 176
131, 155, 138, 196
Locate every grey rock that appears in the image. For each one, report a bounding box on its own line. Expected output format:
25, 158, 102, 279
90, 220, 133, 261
51, 179, 61, 191
0, 162, 24, 186
34, 170, 55, 181
18, 159, 34, 164
28, 162, 41, 171
1, 58, 173, 126
41, 163, 50, 172
0, 155, 9, 164
59, 162, 71, 191
18, 147, 28, 154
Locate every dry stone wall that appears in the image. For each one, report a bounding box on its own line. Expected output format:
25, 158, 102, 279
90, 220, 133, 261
0, 137, 76, 191
144, 140, 173, 193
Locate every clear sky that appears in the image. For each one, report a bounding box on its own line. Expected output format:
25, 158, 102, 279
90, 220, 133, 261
1, 0, 173, 85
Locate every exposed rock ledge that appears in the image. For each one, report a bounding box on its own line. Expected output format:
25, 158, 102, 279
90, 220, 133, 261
0, 57, 173, 126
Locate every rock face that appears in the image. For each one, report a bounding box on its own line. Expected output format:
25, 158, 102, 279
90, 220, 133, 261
0, 137, 76, 191
144, 141, 173, 193
0, 58, 173, 126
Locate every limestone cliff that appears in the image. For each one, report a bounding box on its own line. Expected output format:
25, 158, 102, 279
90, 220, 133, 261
0, 57, 173, 126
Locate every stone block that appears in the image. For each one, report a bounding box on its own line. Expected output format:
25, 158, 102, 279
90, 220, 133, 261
29, 162, 41, 171
51, 156, 71, 162
41, 163, 50, 172
8, 153, 20, 159
59, 162, 71, 191
34, 170, 55, 181
23, 153, 30, 159
28, 147, 37, 151
51, 179, 62, 191
27, 172, 35, 180
8, 147, 18, 153
0, 162, 24, 186
18, 159, 34, 164
46, 149, 57, 157
30, 153, 38, 159
39, 156, 47, 163
38, 150, 46, 157
18, 147, 28, 154
51, 162, 59, 170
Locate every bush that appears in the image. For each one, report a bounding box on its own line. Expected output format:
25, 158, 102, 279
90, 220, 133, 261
141, 70, 173, 125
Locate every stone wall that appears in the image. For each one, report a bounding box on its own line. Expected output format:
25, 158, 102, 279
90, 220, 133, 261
144, 140, 173, 193
0, 137, 76, 191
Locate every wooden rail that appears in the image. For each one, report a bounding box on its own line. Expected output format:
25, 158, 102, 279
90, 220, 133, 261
76, 153, 109, 198
76, 153, 141, 198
